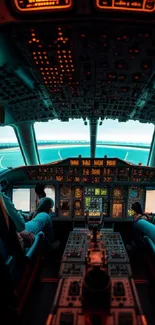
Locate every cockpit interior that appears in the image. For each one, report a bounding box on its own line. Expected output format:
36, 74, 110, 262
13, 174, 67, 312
1, 1, 155, 325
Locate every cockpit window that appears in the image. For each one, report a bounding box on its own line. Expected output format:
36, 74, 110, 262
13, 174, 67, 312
97, 120, 154, 165
0, 126, 25, 171
34, 119, 90, 164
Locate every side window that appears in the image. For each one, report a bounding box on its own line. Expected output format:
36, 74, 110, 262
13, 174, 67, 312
0, 126, 24, 170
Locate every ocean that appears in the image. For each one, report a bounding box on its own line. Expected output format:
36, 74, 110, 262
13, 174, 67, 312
0, 145, 149, 170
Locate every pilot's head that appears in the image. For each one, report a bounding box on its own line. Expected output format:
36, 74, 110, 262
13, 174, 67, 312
35, 183, 46, 198
131, 202, 143, 215
36, 197, 54, 214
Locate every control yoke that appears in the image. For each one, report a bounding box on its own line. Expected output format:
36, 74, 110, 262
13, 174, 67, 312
85, 210, 104, 243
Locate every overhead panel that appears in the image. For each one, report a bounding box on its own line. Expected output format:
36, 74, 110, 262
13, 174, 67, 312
11, 22, 155, 123
13, 0, 73, 12
95, 0, 155, 12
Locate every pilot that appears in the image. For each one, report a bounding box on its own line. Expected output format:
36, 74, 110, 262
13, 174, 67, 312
127, 202, 149, 252
35, 183, 46, 206
0, 187, 59, 251
131, 202, 149, 223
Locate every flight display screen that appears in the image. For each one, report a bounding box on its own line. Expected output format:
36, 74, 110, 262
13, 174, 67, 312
112, 203, 123, 218
13, 0, 72, 12
13, 186, 55, 212
96, 0, 155, 11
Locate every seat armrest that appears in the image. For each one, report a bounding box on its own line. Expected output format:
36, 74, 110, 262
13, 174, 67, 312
26, 231, 44, 261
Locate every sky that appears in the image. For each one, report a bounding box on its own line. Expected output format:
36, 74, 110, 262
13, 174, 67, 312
0, 119, 154, 144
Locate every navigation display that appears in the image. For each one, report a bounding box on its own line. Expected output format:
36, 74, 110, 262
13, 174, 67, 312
84, 187, 108, 216
112, 203, 123, 218
14, 0, 72, 12
96, 0, 155, 12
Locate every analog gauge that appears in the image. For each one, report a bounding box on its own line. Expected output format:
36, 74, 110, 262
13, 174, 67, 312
60, 185, 71, 197
113, 188, 122, 199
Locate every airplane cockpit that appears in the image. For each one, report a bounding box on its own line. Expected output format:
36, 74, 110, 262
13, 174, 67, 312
1, 1, 155, 324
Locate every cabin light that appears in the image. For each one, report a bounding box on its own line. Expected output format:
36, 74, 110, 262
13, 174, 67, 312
58, 27, 61, 30
66, 65, 69, 68
47, 72, 49, 75
45, 81, 47, 84
47, 61, 49, 64
43, 52, 46, 54
56, 72, 58, 75
58, 32, 63, 36
32, 38, 36, 42
41, 72, 45, 75
64, 55, 66, 58
34, 56, 37, 59
61, 65, 64, 68
65, 60, 68, 63
33, 52, 36, 55
55, 67, 58, 70
50, 68, 53, 70
44, 56, 47, 59
39, 45, 42, 48
41, 61, 44, 64
39, 56, 42, 59
58, 56, 61, 59
28, 41, 32, 44
40, 68, 43, 70
36, 61, 39, 64
45, 68, 48, 70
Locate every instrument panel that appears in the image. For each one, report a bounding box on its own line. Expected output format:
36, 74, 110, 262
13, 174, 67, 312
10, 158, 155, 219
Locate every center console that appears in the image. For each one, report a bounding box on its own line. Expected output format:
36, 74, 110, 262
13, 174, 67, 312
47, 218, 147, 325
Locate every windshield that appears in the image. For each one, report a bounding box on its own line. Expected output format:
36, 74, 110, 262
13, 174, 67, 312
0, 126, 25, 171
34, 119, 90, 163
34, 119, 154, 165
